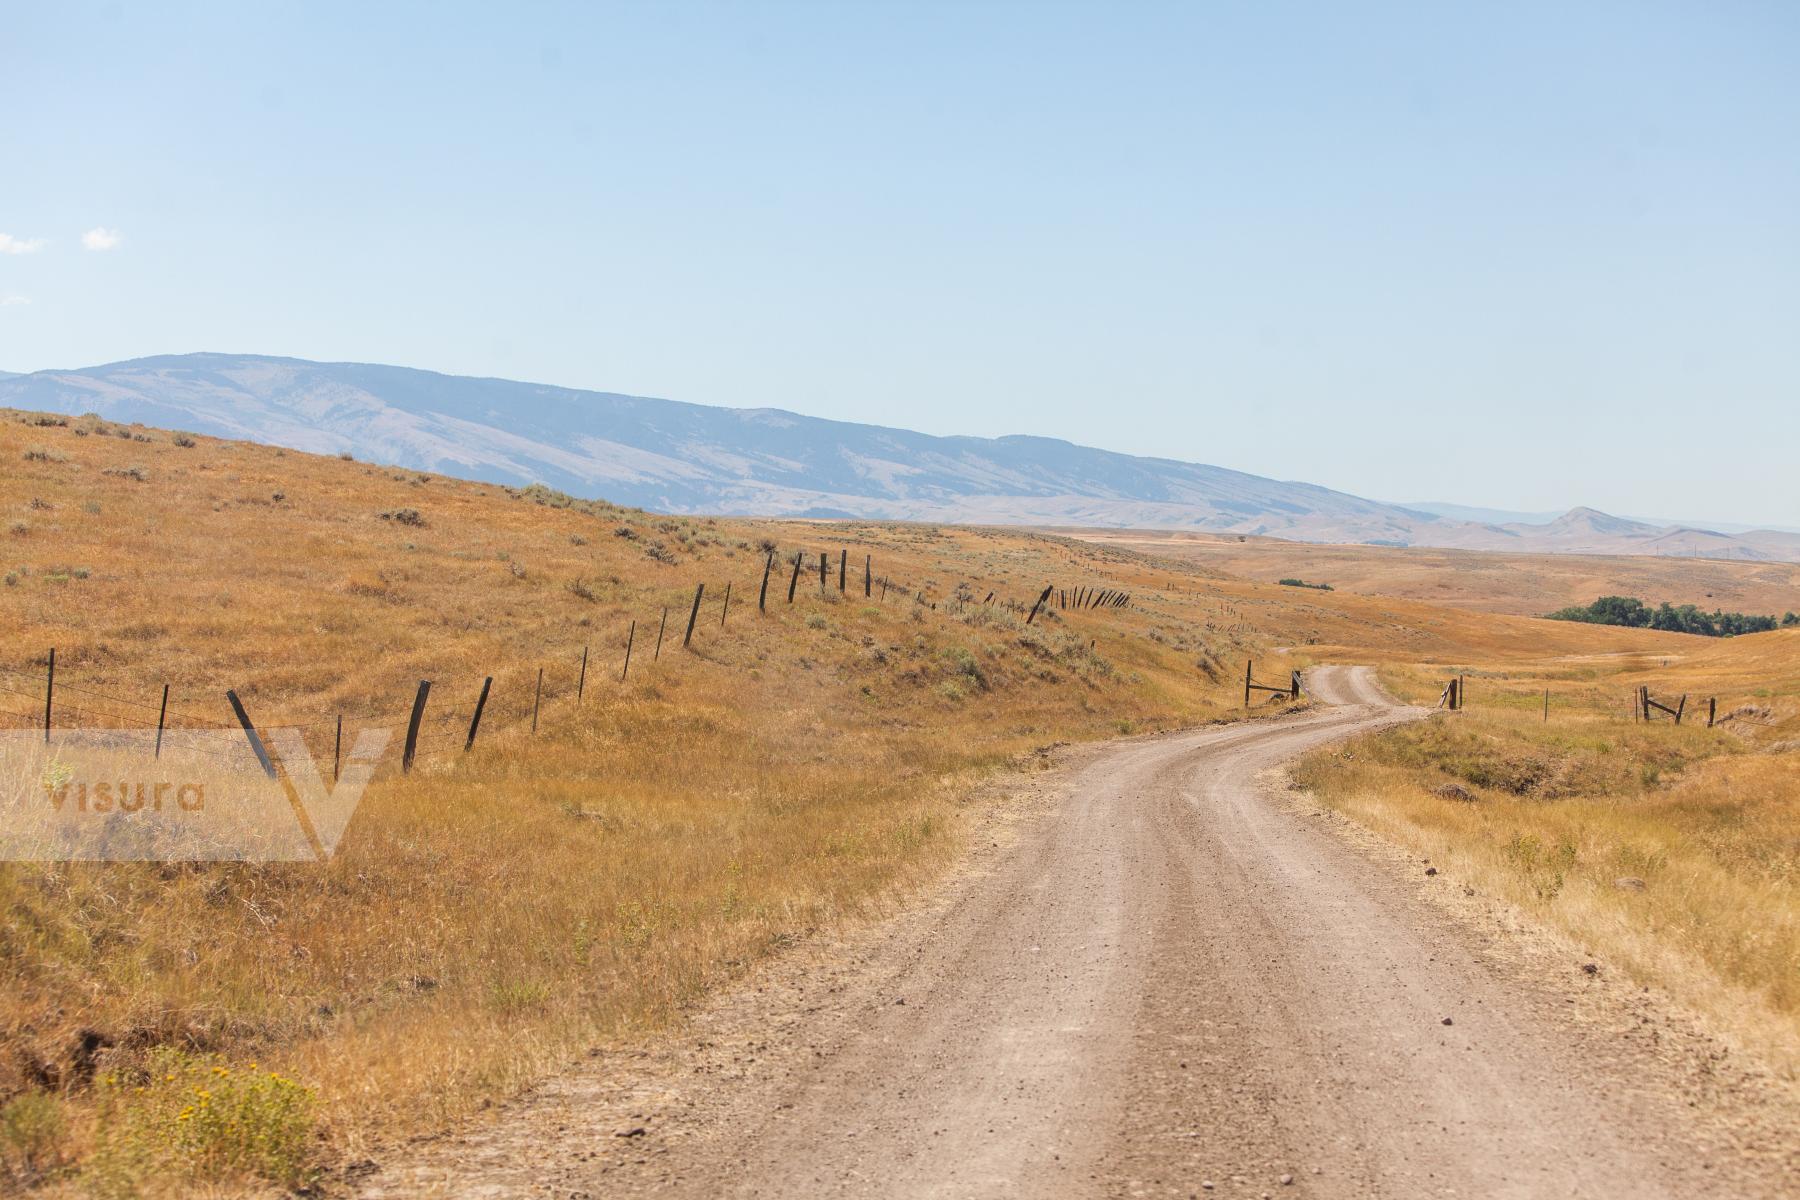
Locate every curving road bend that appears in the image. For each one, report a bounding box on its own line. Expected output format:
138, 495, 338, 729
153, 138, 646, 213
364, 666, 1794, 1200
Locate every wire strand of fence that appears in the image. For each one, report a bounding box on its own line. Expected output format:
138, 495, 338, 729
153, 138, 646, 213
0, 562, 1107, 767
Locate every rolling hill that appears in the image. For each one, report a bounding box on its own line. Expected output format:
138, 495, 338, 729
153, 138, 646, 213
4, 353, 1797, 562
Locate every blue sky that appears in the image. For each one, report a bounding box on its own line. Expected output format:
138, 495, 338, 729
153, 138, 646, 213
4, 2, 1797, 525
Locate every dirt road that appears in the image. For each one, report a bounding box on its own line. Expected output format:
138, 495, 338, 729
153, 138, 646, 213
363, 667, 1795, 1199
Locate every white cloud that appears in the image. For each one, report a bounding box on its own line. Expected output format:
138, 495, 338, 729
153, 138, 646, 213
0, 233, 47, 255
82, 227, 123, 251
0, 294, 30, 307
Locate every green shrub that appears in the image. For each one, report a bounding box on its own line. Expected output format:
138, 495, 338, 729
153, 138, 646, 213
943, 646, 986, 688
1, 1092, 68, 1187
1548, 595, 1779, 637
89, 1049, 317, 1193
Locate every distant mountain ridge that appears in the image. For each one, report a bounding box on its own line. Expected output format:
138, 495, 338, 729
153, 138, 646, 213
4, 353, 1797, 563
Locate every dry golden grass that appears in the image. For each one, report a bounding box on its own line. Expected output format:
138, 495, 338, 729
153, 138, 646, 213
4, 408, 1797, 1193
1066, 526, 1800, 618
1298, 634, 1800, 1079
0, 411, 1279, 1193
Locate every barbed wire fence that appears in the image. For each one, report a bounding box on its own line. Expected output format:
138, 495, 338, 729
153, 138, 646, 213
4, 547, 1139, 782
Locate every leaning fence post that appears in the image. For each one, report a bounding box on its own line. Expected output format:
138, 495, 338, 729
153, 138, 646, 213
531, 668, 543, 733
683, 583, 705, 647
621, 621, 636, 681
788, 551, 804, 603
225, 689, 278, 780
465, 677, 492, 750
1025, 585, 1051, 625
655, 608, 668, 659
1675, 694, 1687, 725
722, 581, 731, 627
577, 644, 589, 703
155, 682, 170, 759
43, 647, 54, 743
759, 552, 773, 612
403, 680, 431, 773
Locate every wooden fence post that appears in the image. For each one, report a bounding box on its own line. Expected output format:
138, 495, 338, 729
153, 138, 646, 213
1291, 670, 1301, 700
1244, 660, 1253, 708
759, 552, 773, 612
403, 680, 431, 772
621, 621, 636, 681
466, 677, 492, 750
1543, 688, 1549, 722
334, 713, 342, 782
225, 689, 278, 780
655, 608, 668, 659
819, 552, 827, 591
684, 583, 704, 648
864, 555, 871, 597
577, 645, 589, 703
839, 549, 847, 593
531, 668, 543, 733
1675, 694, 1687, 725
1459, 674, 1466, 709
155, 682, 169, 759
788, 552, 804, 603
721, 581, 731, 627
1025, 585, 1052, 625
43, 647, 53, 743
881, 577, 888, 602
1707, 697, 1716, 728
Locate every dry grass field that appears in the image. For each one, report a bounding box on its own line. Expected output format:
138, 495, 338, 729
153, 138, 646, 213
3, 408, 1797, 1194
1066, 526, 1800, 617
0, 410, 1292, 1194
1295, 632, 1800, 1081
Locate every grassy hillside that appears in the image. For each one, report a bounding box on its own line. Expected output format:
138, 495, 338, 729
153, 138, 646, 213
1, 409, 1296, 1193
3, 408, 1795, 1192
1297, 634, 1800, 1080
1068, 527, 1800, 618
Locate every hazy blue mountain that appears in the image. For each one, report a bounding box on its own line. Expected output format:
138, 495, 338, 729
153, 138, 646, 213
1403, 500, 1800, 538
1401, 501, 1565, 526
4, 353, 1797, 561
0, 353, 1436, 540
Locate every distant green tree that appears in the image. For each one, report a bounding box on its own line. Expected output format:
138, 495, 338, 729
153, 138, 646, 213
1548, 596, 1778, 637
